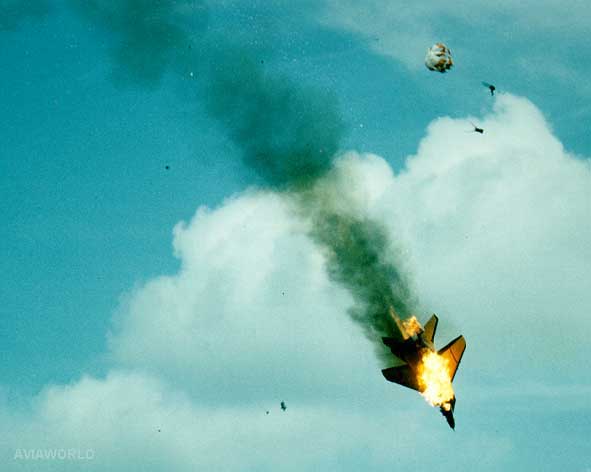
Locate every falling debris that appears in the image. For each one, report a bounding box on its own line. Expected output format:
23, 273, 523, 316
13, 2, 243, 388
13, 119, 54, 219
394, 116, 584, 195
165, 165, 170, 170
266, 410, 269, 415
482, 81, 496, 96
469, 122, 484, 134
381, 308, 466, 429
424, 43, 453, 73
280, 401, 286, 411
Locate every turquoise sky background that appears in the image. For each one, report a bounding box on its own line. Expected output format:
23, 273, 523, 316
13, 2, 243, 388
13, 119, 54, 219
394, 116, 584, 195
1, 1, 590, 470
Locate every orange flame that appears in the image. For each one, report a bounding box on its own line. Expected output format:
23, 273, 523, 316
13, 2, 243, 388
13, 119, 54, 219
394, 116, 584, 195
401, 316, 423, 337
418, 350, 454, 409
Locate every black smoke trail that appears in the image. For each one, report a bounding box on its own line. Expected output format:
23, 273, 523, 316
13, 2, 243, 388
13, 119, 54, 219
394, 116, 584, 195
68, 0, 418, 356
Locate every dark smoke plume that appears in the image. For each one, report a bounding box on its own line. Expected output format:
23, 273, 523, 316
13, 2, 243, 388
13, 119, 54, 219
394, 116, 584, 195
293, 179, 417, 360
68, 0, 208, 84
313, 213, 414, 335
68, 0, 418, 355
204, 48, 345, 188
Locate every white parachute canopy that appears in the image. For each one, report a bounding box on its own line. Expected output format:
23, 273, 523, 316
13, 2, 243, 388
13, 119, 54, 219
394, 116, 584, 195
425, 43, 453, 73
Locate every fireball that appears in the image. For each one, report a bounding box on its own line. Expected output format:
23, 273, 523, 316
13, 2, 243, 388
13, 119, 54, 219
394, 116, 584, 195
418, 350, 455, 407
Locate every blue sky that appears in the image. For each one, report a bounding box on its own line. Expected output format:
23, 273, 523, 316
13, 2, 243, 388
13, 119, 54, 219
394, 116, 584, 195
1, 1, 590, 470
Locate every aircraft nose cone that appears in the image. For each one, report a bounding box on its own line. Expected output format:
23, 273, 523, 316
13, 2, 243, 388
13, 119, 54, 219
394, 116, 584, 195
440, 406, 455, 429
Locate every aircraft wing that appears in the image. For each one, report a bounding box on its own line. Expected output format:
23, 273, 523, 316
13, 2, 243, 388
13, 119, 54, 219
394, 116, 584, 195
381, 364, 421, 392
438, 335, 466, 381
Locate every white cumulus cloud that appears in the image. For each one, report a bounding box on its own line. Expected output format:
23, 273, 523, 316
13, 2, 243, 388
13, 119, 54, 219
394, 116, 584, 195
1, 94, 589, 471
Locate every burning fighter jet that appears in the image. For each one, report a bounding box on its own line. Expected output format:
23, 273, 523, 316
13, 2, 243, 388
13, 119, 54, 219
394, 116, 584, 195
382, 308, 466, 429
